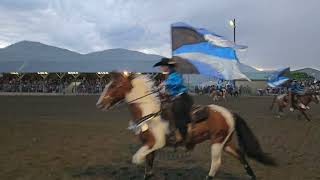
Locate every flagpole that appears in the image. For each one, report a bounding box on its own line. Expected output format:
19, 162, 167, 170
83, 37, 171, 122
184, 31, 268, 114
233, 18, 236, 43
233, 19, 236, 87
170, 24, 174, 59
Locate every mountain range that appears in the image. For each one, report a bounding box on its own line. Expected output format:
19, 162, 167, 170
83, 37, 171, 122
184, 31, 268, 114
0, 41, 163, 72
0, 41, 318, 79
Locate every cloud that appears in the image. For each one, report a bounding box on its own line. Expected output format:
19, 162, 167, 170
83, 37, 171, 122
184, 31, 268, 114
0, 0, 48, 10
0, 0, 319, 69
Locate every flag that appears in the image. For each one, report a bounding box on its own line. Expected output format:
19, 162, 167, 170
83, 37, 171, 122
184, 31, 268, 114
267, 67, 290, 87
171, 22, 249, 80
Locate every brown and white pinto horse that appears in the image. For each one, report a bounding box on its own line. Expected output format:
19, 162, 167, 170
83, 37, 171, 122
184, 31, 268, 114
270, 92, 320, 121
96, 72, 276, 180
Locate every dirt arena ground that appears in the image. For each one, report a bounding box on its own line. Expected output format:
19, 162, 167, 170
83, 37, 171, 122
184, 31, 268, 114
0, 95, 320, 180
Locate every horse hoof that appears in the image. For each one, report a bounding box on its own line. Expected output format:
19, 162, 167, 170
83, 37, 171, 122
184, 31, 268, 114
144, 173, 153, 180
250, 176, 256, 180
205, 175, 214, 180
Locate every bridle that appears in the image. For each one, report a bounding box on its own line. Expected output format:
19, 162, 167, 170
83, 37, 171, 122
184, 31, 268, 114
101, 76, 164, 133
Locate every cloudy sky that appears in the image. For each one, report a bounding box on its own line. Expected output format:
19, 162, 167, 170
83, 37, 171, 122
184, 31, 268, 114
0, 0, 319, 70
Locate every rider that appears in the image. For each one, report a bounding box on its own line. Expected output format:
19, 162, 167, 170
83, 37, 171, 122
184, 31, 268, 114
288, 79, 306, 111
153, 57, 193, 144
216, 79, 224, 94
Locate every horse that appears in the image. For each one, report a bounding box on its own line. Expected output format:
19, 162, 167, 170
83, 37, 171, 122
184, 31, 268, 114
227, 88, 239, 97
270, 92, 320, 121
210, 88, 227, 102
96, 72, 276, 180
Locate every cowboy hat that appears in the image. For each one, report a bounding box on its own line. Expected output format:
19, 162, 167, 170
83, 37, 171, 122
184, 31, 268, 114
153, 57, 176, 67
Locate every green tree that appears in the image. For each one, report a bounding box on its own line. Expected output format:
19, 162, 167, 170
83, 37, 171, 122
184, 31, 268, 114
290, 72, 314, 80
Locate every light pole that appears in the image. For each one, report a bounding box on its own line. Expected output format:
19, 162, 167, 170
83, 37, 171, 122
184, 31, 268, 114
229, 19, 236, 88
229, 19, 236, 43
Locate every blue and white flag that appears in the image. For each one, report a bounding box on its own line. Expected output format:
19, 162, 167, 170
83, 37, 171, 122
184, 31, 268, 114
267, 67, 290, 87
171, 22, 249, 80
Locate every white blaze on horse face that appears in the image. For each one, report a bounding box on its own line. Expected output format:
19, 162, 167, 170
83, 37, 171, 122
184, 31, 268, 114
96, 81, 112, 108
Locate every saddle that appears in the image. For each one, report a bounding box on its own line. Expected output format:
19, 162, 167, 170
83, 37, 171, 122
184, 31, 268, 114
161, 101, 209, 130
161, 102, 209, 149
159, 94, 210, 148
190, 105, 210, 123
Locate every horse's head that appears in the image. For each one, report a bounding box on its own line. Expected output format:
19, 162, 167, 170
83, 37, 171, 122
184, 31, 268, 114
96, 72, 133, 110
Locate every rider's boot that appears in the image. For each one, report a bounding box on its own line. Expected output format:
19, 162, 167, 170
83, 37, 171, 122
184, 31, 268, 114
185, 123, 193, 142
169, 130, 183, 152
185, 123, 195, 151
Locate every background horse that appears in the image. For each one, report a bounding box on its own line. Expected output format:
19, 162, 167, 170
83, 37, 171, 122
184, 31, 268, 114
227, 88, 239, 97
210, 88, 227, 102
96, 72, 276, 180
270, 92, 320, 121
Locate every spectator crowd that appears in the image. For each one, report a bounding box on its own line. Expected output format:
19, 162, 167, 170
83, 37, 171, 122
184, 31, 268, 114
0, 75, 109, 94
1, 74, 319, 95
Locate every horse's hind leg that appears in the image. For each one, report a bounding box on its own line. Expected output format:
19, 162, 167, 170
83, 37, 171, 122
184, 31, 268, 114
301, 111, 311, 122
277, 105, 284, 118
144, 151, 156, 180
206, 142, 223, 180
224, 142, 256, 180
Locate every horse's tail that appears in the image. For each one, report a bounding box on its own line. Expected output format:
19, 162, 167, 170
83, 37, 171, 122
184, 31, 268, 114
270, 95, 277, 110
233, 113, 277, 166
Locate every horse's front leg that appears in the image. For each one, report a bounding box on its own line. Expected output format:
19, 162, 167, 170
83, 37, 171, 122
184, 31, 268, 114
300, 110, 311, 121
132, 127, 165, 165
144, 151, 156, 179
132, 145, 150, 165
132, 121, 168, 179
132, 130, 154, 164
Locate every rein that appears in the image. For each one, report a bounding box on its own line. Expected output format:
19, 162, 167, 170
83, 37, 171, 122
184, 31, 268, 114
126, 89, 160, 104
104, 89, 160, 110
128, 111, 162, 133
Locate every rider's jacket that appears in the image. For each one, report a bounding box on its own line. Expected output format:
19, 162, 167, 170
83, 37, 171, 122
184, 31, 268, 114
216, 80, 224, 90
289, 82, 304, 94
164, 70, 187, 96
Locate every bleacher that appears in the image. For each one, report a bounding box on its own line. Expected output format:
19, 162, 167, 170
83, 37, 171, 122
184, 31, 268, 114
0, 73, 110, 95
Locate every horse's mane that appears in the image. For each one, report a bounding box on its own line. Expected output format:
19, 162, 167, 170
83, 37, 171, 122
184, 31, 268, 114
134, 75, 157, 92
127, 75, 161, 105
